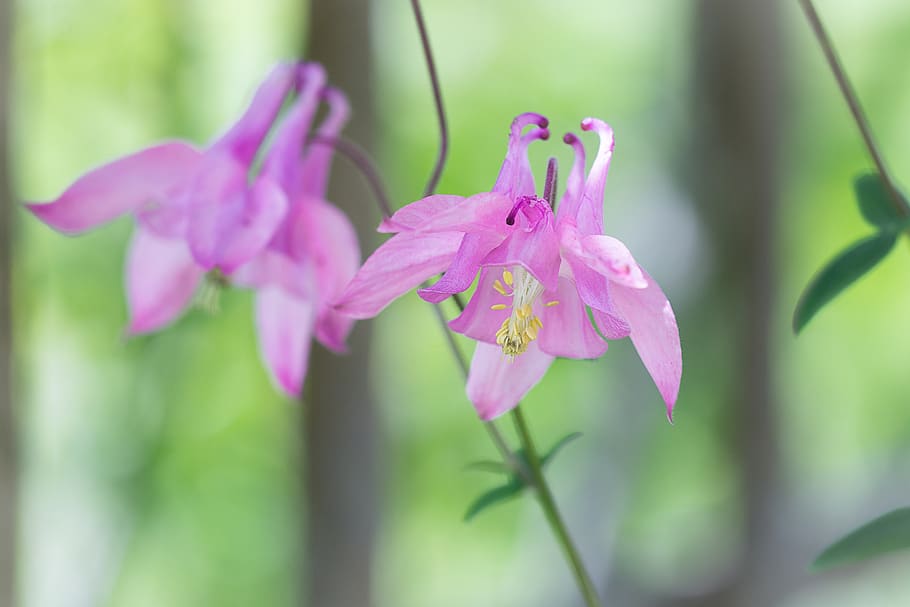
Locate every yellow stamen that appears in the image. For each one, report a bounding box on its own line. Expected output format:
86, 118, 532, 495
490, 303, 508, 311
502, 270, 514, 286
545, 300, 560, 307
493, 280, 508, 296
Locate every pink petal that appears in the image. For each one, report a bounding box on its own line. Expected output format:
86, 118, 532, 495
482, 211, 560, 292
411, 191, 514, 235
210, 62, 305, 164
377, 195, 465, 233
187, 157, 288, 271
448, 268, 512, 343
537, 278, 608, 359
259, 64, 325, 198
297, 86, 350, 198
126, 227, 203, 334
492, 112, 549, 198
579, 234, 648, 289
466, 341, 554, 421
216, 177, 289, 273
27, 141, 202, 234
559, 223, 631, 338
334, 230, 463, 319
418, 231, 503, 303
610, 268, 682, 419
576, 118, 615, 236
555, 132, 587, 224
314, 308, 355, 354
288, 197, 360, 301
231, 249, 314, 298
255, 286, 317, 397
288, 197, 361, 351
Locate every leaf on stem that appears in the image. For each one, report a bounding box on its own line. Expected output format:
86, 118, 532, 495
854, 172, 910, 230
463, 432, 583, 521
792, 231, 897, 333
463, 481, 524, 522
813, 506, 910, 571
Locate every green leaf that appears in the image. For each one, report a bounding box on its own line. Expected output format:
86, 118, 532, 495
463, 482, 523, 521
465, 460, 510, 475
813, 507, 910, 571
854, 172, 909, 229
542, 432, 583, 467
792, 231, 897, 333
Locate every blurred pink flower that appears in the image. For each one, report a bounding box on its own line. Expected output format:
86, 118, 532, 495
336, 113, 681, 420
27, 61, 362, 397
26, 62, 318, 334
233, 86, 360, 396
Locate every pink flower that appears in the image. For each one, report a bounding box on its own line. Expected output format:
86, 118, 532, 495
232, 86, 360, 396
336, 113, 681, 420
26, 63, 320, 334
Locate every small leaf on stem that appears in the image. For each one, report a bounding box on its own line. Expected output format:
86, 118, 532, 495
854, 172, 909, 229
813, 506, 910, 571
793, 231, 897, 333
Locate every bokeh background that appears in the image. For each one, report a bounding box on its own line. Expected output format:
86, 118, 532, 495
3, 0, 910, 605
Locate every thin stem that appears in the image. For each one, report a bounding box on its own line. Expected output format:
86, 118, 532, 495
410, 0, 449, 197
309, 134, 393, 218
511, 407, 603, 607
407, 3, 599, 602
427, 293, 530, 483
799, 0, 909, 217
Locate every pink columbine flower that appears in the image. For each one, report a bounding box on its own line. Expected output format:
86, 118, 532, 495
232, 86, 360, 396
336, 113, 681, 420
26, 62, 324, 334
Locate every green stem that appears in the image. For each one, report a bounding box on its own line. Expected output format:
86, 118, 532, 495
511, 407, 603, 607
799, 0, 910, 217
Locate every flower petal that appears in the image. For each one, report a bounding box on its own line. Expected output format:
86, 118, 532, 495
411, 192, 514, 235
448, 268, 511, 343
492, 112, 549, 199
259, 63, 326, 198
187, 157, 287, 272
466, 341, 554, 421
126, 227, 203, 334
377, 194, 465, 233
255, 286, 317, 397
580, 234, 648, 289
297, 86, 350, 199
609, 268, 682, 419
217, 177, 288, 273
27, 141, 202, 234
210, 62, 304, 164
418, 231, 503, 303
482, 211, 560, 292
289, 197, 361, 351
334, 230, 463, 318
537, 278, 607, 359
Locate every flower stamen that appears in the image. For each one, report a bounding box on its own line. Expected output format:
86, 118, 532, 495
490, 266, 545, 358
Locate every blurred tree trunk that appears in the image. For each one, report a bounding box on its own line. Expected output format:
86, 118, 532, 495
302, 1, 378, 606
656, 1, 786, 606
0, 0, 16, 604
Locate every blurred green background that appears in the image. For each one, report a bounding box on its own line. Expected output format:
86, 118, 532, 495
8, 0, 910, 606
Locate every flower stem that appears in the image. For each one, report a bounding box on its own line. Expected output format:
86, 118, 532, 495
410, 0, 449, 197
310, 134, 393, 218
408, 1, 601, 602
511, 407, 603, 607
799, 0, 909, 217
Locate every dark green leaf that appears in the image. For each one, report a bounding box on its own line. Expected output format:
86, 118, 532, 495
465, 460, 510, 475
854, 172, 909, 229
542, 432, 583, 467
793, 231, 897, 333
813, 507, 910, 571
463, 482, 523, 521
